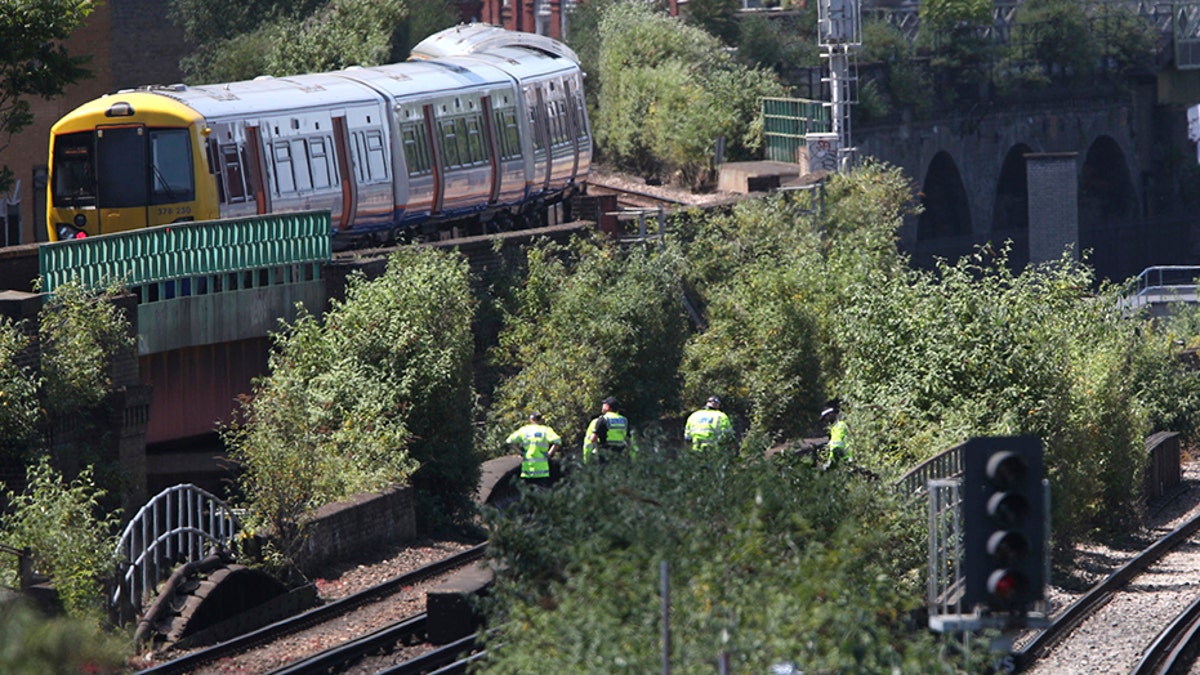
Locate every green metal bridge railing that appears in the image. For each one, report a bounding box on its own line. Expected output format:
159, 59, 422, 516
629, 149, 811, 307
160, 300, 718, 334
39, 211, 331, 297
38, 211, 333, 355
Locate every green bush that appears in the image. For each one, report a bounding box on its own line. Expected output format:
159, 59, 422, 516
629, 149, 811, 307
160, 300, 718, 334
0, 600, 127, 674
224, 245, 477, 554
0, 458, 120, 620
486, 235, 689, 458
594, 1, 785, 185
478, 450, 983, 673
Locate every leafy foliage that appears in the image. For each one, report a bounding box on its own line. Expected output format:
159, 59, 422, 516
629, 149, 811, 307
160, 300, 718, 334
38, 281, 134, 417
593, 1, 785, 185
171, 0, 456, 82
486, 236, 690, 458
0, 458, 120, 619
224, 246, 477, 553
0, 320, 42, 461
0, 600, 127, 674
0, 0, 94, 194
478, 451, 982, 673
678, 162, 917, 447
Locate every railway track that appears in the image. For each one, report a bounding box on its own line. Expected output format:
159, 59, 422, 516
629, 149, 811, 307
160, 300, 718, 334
1016, 510, 1200, 673
134, 543, 487, 675
585, 177, 689, 210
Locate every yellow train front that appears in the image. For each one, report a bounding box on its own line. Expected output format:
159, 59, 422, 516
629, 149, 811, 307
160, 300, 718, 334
46, 92, 218, 241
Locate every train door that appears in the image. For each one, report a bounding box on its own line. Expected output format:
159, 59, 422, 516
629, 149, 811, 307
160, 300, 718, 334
423, 104, 444, 215
95, 125, 150, 232
526, 84, 551, 195
331, 115, 358, 231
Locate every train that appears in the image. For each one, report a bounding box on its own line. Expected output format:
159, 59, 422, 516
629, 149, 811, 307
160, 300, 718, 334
46, 24, 592, 246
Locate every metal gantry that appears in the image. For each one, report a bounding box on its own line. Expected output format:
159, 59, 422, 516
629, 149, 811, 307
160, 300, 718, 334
817, 0, 860, 172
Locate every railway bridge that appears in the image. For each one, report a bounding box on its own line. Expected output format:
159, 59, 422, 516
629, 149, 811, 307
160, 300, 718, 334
853, 88, 1195, 283
0, 210, 595, 508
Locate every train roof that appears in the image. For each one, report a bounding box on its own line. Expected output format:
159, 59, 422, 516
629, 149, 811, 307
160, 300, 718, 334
411, 23, 581, 64
146, 74, 385, 121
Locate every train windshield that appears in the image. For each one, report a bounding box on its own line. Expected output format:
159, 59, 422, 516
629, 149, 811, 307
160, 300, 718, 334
53, 127, 195, 209
52, 132, 97, 207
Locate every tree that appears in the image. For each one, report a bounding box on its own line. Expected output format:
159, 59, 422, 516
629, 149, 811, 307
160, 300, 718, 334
594, 1, 785, 186
0, 319, 42, 463
170, 0, 457, 82
0, 0, 95, 195
486, 235, 690, 456
224, 245, 477, 559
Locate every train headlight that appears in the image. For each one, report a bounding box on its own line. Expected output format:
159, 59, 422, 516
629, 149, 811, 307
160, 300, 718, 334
74, 214, 87, 228
56, 222, 87, 240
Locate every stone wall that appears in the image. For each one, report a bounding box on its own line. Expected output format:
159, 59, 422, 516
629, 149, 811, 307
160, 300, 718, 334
297, 485, 417, 575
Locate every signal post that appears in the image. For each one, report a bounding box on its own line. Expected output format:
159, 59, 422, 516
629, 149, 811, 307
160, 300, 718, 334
928, 436, 1051, 668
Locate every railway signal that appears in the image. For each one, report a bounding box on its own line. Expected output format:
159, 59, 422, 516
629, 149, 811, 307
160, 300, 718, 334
961, 436, 1048, 618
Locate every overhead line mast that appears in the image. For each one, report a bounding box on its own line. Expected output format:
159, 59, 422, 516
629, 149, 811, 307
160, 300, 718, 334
817, 0, 860, 172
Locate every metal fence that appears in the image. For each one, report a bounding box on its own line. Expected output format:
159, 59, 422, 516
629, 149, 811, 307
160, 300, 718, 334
762, 97, 831, 164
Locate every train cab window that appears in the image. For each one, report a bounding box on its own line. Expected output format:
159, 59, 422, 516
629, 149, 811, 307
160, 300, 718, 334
51, 131, 97, 207
272, 142, 295, 194
494, 109, 520, 160
150, 129, 195, 205
401, 125, 432, 176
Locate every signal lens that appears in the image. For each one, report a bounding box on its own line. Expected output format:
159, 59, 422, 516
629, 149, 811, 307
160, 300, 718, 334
988, 569, 1024, 601
986, 450, 1027, 488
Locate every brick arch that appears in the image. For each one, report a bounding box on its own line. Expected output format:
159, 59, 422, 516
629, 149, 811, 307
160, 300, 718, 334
1079, 135, 1138, 226
992, 143, 1034, 233
1079, 135, 1139, 277
917, 151, 972, 241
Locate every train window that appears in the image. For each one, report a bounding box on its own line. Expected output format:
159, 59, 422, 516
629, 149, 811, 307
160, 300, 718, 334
273, 142, 295, 194
401, 125, 432, 176
221, 144, 247, 203
291, 139, 313, 192
494, 110, 521, 160
351, 133, 367, 182
440, 120, 462, 168
51, 132, 97, 208
530, 108, 545, 151
466, 117, 487, 165
364, 130, 388, 182
309, 137, 332, 189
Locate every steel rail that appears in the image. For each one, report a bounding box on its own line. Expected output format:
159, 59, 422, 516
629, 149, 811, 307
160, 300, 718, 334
266, 614, 428, 675
1013, 512, 1200, 671
1130, 592, 1200, 675
585, 178, 688, 206
134, 542, 486, 675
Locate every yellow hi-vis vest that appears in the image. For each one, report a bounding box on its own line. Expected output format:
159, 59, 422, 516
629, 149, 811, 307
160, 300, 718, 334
829, 420, 849, 456
684, 408, 733, 450
506, 423, 562, 479
583, 412, 629, 462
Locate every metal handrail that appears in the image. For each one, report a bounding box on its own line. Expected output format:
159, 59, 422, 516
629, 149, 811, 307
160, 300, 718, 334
112, 484, 241, 620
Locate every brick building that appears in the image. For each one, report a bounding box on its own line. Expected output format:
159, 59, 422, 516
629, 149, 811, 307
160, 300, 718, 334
471, 0, 680, 40
2, 0, 189, 247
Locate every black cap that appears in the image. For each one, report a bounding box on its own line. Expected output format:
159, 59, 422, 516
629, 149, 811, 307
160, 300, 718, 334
706, 396, 721, 408
602, 396, 619, 408
529, 411, 543, 422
